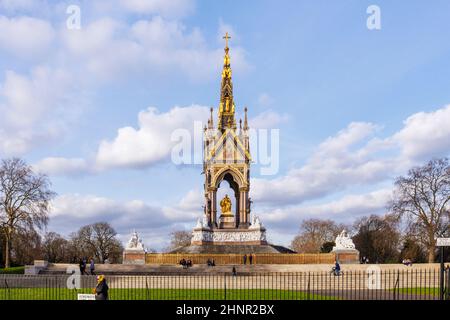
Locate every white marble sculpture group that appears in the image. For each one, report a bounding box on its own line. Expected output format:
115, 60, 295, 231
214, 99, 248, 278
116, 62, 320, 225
125, 230, 145, 251
192, 215, 266, 243
333, 230, 356, 251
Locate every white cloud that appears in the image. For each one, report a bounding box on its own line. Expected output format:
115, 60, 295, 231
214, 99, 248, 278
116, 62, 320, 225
95, 105, 209, 169
307, 188, 392, 217
0, 12, 249, 155
33, 157, 90, 176
393, 104, 450, 161
0, 0, 42, 12
0, 66, 82, 156
118, 0, 195, 17
48, 191, 201, 250
162, 189, 203, 221
250, 109, 289, 129
252, 105, 450, 211
49, 193, 170, 233
61, 16, 249, 81
0, 15, 54, 58
257, 188, 392, 233
257, 93, 274, 108
252, 122, 388, 205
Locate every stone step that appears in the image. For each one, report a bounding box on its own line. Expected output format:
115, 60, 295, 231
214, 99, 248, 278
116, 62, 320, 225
38, 262, 445, 276
40, 263, 275, 275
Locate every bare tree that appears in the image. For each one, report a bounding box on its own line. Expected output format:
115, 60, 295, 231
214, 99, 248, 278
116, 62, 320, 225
0, 158, 55, 268
390, 158, 450, 263
167, 230, 192, 251
290, 219, 347, 253
353, 214, 400, 263
11, 228, 43, 266
399, 237, 427, 263
42, 232, 70, 263
72, 222, 123, 263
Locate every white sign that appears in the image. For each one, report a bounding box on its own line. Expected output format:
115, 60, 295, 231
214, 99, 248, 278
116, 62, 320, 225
436, 238, 450, 247
77, 294, 96, 300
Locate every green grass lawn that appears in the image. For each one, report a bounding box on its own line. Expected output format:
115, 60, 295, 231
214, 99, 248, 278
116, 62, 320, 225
395, 287, 440, 296
0, 288, 335, 300
0, 267, 25, 274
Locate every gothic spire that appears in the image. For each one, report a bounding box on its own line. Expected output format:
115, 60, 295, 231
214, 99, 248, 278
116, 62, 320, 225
243, 107, 249, 131
218, 32, 236, 131
209, 107, 214, 129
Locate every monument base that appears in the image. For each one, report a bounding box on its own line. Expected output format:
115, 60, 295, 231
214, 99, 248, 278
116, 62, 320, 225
219, 214, 235, 229
169, 244, 294, 254
123, 249, 146, 264
332, 249, 360, 264
191, 226, 267, 246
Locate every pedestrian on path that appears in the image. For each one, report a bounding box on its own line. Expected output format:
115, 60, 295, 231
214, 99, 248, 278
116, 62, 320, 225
90, 258, 95, 275
93, 275, 109, 300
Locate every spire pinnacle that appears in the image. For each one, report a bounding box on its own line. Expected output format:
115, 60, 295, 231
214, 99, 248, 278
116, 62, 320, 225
218, 32, 236, 131
243, 107, 249, 130
209, 107, 214, 128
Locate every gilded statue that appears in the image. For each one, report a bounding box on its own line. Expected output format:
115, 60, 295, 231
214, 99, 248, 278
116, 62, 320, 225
220, 194, 232, 215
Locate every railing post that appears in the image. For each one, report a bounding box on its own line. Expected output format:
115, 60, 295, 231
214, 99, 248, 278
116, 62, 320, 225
393, 271, 399, 301
4, 278, 10, 300
307, 272, 310, 301
446, 267, 450, 301
223, 273, 227, 300
440, 246, 445, 301
146, 277, 149, 300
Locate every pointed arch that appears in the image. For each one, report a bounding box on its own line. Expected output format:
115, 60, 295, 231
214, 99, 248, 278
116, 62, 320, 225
212, 166, 245, 190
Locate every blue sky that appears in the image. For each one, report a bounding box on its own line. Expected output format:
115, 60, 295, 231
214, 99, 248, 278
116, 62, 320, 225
1, 0, 450, 250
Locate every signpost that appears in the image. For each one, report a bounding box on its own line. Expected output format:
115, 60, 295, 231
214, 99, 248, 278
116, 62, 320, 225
436, 238, 450, 247
77, 293, 96, 300
436, 238, 450, 300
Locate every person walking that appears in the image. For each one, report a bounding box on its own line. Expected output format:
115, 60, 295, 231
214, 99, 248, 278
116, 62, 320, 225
90, 258, 95, 275
232, 266, 237, 277
93, 275, 109, 300
79, 258, 84, 275
82, 257, 88, 275
243, 254, 247, 265
249, 254, 253, 265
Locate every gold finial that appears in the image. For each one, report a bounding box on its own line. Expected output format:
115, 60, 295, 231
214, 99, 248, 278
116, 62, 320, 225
223, 32, 231, 48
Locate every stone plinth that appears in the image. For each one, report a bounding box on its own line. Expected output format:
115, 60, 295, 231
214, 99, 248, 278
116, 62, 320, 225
332, 249, 360, 264
191, 227, 267, 246
219, 214, 235, 229
123, 249, 146, 265
168, 244, 294, 254
25, 260, 49, 275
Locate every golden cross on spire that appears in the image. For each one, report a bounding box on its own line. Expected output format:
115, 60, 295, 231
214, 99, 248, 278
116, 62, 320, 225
223, 32, 231, 48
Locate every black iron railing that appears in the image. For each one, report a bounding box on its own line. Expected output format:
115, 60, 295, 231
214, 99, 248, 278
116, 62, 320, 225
0, 269, 448, 300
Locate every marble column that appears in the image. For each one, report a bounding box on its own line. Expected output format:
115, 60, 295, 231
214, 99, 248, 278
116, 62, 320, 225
210, 189, 217, 227
239, 189, 248, 227
234, 190, 240, 227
